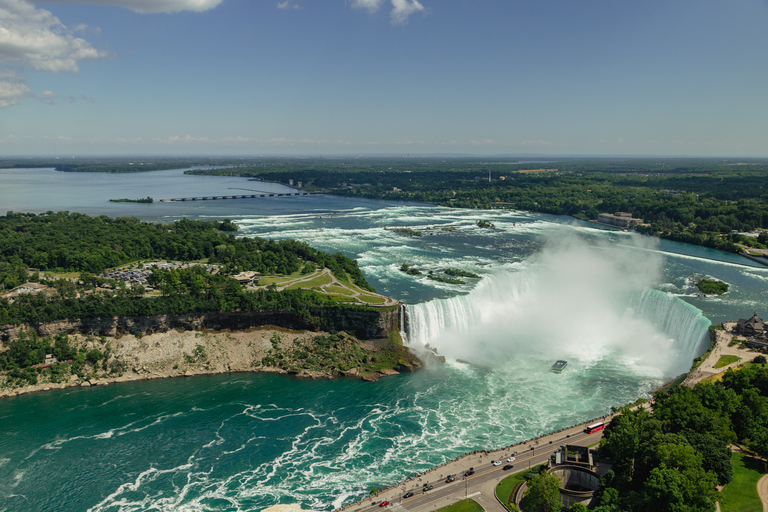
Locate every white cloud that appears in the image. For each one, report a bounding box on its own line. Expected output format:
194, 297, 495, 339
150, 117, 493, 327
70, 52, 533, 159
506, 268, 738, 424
0, 74, 31, 107
277, 0, 301, 9
350, 0, 383, 12
40, 0, 224, 14
390, 0, 423, 24
0, 0, 106, 72
350, 0, 424, 24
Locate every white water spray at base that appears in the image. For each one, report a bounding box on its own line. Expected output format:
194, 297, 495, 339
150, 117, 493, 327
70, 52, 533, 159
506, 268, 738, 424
405, 234, 710, 379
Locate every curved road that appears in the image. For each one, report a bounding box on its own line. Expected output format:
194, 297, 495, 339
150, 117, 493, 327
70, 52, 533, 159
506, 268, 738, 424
338, 418, 619, 512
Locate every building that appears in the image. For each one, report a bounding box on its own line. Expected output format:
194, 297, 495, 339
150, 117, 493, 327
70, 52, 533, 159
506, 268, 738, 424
737, 311, 766, 338
735, 312, 768, 349
597, 212, 643, 229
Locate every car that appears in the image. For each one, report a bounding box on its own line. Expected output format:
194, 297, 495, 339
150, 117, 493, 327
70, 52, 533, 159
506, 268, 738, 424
424, 485, 433, 491
492, 460, 502, 466
379, 502, 389, 507
445, 475, 455, 483
403, 492, 414, 499
507, 456, 516, 462
503, 464, 513, 470
464, 469, 475, 477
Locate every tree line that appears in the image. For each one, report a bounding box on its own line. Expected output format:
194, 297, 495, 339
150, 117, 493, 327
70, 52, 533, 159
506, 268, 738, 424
593, 360, 768, 512
0, 212, 372, 292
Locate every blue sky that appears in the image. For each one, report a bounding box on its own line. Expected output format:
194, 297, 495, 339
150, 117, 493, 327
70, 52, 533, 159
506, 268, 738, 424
1, 0, 767, 156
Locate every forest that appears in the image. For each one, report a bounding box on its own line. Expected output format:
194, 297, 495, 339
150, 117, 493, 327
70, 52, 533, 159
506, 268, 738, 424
183, 157, 768, 254
0, 212, 372, 292
593, 358, 768, 512
0, 212, 377, 332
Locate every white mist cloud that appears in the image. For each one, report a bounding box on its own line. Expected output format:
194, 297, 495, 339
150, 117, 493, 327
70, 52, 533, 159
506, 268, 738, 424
39, 0, 225, 14
408, 231, 702, 379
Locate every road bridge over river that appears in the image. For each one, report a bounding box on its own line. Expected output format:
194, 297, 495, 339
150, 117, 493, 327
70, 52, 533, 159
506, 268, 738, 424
155, 190, 322, 202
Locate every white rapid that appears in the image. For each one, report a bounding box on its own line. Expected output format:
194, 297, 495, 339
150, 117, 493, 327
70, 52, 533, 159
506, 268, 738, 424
405, 233, 711, 379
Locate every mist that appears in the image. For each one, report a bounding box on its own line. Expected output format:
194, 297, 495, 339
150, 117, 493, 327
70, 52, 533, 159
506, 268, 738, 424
406, 231, 709, 378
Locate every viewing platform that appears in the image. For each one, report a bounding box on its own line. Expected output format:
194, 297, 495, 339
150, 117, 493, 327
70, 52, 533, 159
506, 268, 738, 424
155, 191, 322, 202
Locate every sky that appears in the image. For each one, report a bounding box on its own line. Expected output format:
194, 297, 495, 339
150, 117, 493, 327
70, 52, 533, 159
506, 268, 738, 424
1, 0, 767, 157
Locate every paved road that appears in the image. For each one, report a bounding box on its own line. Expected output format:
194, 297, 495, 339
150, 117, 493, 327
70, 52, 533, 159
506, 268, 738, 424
338, 423, 614, 512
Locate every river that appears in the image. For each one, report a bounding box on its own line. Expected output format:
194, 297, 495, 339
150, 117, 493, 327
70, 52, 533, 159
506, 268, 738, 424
1, 168, 767, 512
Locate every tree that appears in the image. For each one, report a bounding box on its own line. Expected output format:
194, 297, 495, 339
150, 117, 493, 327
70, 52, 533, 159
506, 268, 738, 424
569, 504, 589, 512
522, 473, 561, 512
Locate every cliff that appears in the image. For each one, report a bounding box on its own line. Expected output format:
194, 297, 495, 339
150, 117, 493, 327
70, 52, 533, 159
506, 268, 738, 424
0, 305, 420, 397
0, 305, 401, 343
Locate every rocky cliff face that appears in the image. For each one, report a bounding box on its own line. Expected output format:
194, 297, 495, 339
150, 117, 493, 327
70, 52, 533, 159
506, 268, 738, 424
0, 306, 401, 343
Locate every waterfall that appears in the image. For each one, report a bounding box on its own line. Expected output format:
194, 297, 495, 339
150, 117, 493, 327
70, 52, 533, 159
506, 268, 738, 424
627, 288, 711, 361
404, 271, 711, 378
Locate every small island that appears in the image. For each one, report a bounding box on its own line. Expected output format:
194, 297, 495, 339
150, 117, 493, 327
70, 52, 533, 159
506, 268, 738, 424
109, 196, 154, 203
697, 279, 729, 295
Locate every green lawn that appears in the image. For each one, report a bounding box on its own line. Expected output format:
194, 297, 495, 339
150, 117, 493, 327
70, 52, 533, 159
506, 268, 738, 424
285, 273, 333, 290
719, 452, 766, 512
435, 499, 484, 512
358, 294, 387, 304
324, 285, 356, 296
496, 473, 527, 509
715, 355, 741, 368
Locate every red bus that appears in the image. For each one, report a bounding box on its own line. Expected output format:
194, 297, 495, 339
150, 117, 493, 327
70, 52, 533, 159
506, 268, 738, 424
585, 422, 605, 434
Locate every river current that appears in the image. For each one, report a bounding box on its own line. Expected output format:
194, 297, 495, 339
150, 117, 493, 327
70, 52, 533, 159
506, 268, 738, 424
1, 168, 767, 512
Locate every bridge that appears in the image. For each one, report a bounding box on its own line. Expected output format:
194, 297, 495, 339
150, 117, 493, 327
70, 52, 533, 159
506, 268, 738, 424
155, 191, 322, 202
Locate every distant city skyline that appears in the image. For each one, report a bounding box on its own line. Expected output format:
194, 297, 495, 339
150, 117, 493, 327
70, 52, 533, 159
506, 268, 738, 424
1, 0, 767, 157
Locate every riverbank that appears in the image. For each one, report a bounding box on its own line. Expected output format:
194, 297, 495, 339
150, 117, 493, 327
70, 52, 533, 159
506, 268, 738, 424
0, 326, 420, 398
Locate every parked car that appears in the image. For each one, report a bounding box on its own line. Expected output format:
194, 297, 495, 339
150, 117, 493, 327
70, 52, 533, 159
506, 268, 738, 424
403, 492, 414, 499
379, 502, 389, 507
464, 469, 475, 477
503, 464, 514, 470
492, 460, 502, 466
445, 475, 455, 483
507, 456, 516, 462
423, 485, 433, 491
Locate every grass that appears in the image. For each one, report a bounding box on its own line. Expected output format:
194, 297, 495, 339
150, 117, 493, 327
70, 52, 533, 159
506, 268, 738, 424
719, 452, 766, 512
715, 355, 741, 368
324, 285, 355, 296
496, 473, 527, 508
285, 273, 333, 290
435, 499, 484, 512
358, 294, 387, 304
702, 361, 756, 384
257, 268, 310, 285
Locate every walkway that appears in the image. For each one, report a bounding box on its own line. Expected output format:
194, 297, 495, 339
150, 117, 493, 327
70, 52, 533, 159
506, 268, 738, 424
758, 474, 768, 512
683, 322, 758, 387
335, 405, 655, 512
257, 268, 399, 307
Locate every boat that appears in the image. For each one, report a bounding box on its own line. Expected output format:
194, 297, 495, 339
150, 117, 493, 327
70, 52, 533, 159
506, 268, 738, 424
550, 360, 568, 373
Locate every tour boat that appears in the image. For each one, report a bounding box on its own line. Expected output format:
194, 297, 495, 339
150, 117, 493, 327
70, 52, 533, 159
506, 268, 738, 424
550, 360, 568, 373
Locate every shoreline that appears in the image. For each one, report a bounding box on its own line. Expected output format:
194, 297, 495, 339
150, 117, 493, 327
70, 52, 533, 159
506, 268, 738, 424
0, 326, 418, 399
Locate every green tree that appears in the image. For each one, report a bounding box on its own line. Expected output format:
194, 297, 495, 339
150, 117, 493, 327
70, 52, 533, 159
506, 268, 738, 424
522, 472, 561, 512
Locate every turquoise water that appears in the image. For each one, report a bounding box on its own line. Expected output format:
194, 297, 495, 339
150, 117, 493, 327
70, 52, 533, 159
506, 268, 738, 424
1, 170, 767, 512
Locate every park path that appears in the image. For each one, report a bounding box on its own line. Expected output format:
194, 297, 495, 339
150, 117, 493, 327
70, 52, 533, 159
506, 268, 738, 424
261, 268, 398, 306
758, 474, 768, 512
683, 322, 758, 387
